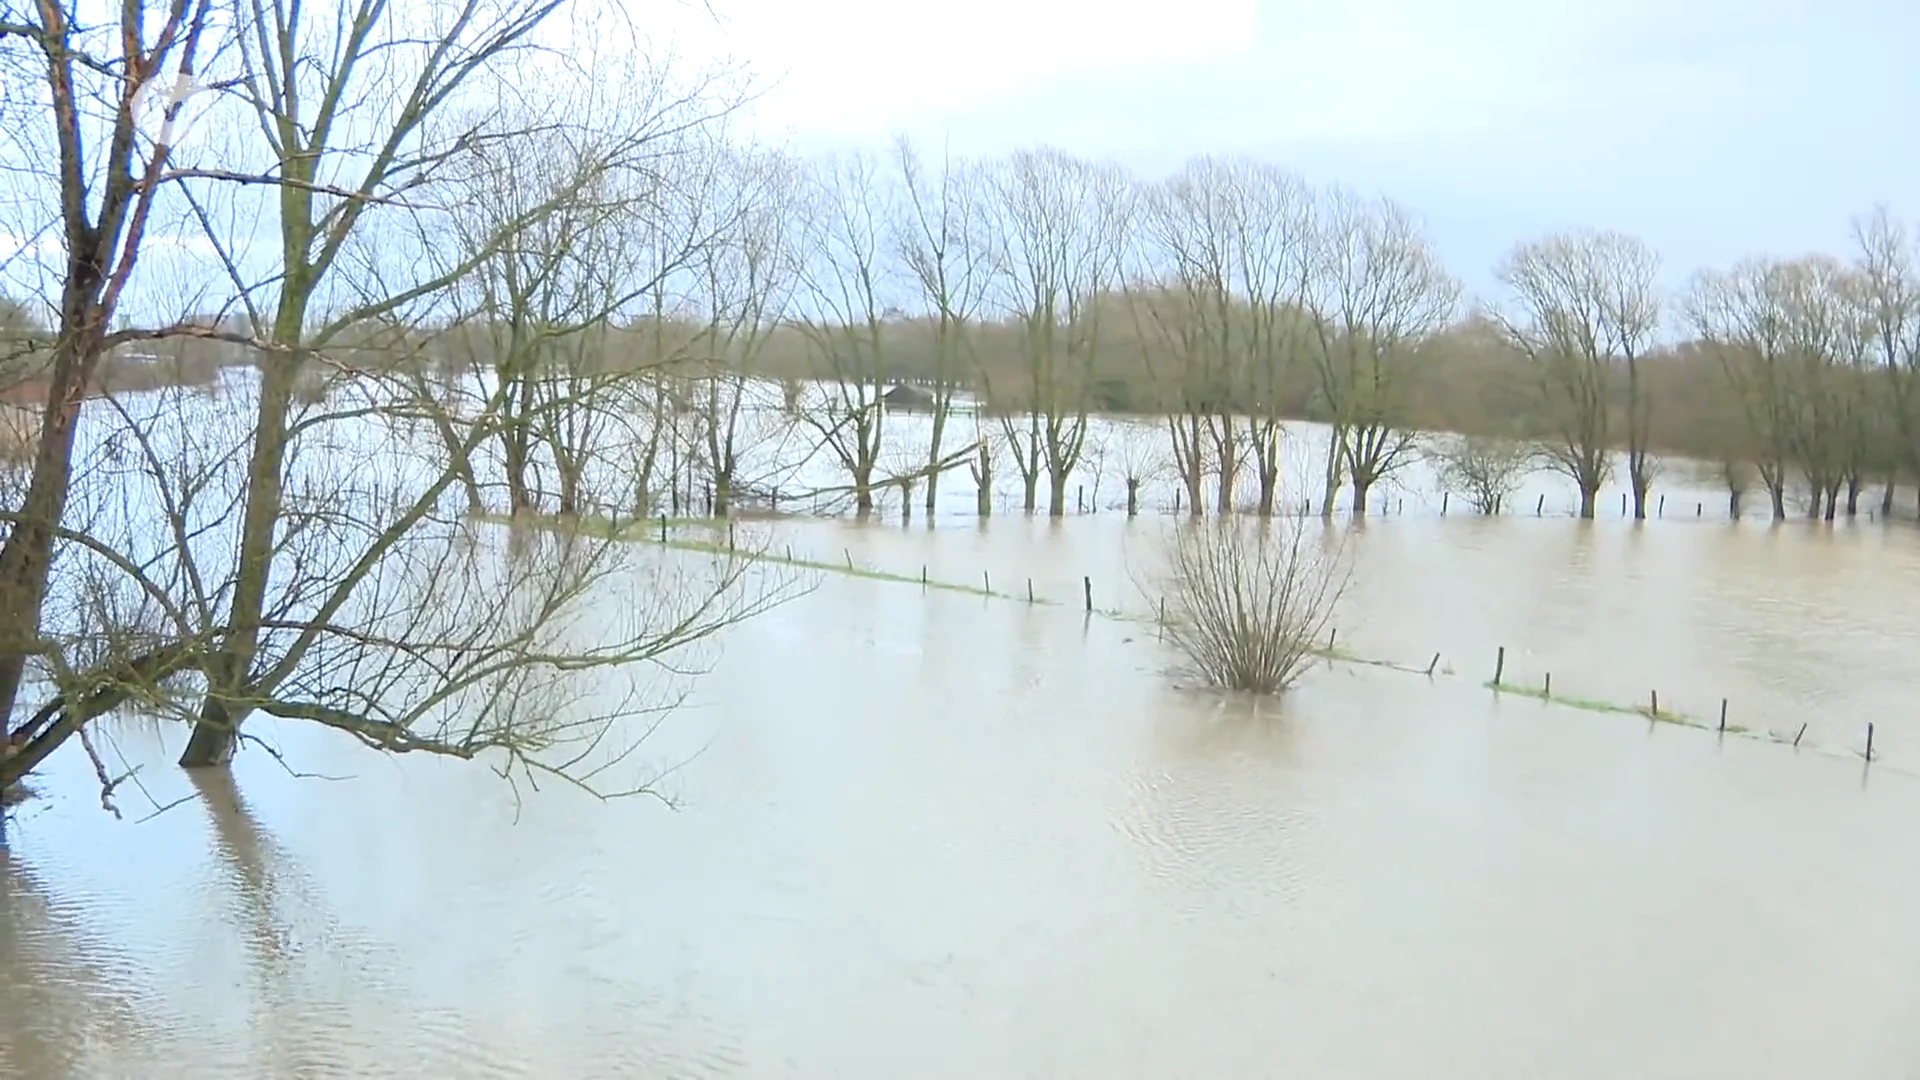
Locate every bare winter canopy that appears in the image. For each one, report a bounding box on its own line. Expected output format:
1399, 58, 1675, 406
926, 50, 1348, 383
0, 0, 807, 805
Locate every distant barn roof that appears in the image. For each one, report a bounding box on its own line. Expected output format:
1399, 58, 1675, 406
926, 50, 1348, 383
881, 383, 934, 410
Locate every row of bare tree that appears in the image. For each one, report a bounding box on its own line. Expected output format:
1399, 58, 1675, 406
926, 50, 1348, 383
628, 145, 1920, 529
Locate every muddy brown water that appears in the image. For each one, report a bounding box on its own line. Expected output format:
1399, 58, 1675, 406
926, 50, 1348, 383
6, 514, 1920, 1078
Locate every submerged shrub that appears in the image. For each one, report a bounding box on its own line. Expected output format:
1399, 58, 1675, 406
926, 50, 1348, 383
1154, 516, 1346, 694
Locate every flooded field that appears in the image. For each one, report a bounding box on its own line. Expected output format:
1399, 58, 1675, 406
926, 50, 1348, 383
7, 512, 1920, 1078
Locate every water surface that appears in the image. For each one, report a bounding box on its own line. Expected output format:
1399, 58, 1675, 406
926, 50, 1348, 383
5, 515, 1920, 1078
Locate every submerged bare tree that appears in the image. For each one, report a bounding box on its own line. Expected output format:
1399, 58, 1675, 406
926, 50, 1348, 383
2, 2, 806, 802
1151, 516, 1345, 694
0, 0, 235, 752
687, 144, 802, 517
1852, 206, 1920, 518
1493, 232, 1661, 519
984, 147, 1133, 516
1135, 158, 1313, 518
1428, 434, 1530, 514
791, 151, 898, 514
1304, 190, 1459, 517
894, 137, 993, 515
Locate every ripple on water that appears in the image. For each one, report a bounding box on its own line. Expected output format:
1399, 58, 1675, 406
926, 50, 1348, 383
1114, 764, 1324, 921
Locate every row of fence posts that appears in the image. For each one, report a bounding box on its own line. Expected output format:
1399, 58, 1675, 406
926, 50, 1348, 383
1491, 645, 1874, 762
664, 512, 1878, 764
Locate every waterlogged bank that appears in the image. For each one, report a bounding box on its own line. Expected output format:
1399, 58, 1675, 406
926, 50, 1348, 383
5, 517, 1920, 1077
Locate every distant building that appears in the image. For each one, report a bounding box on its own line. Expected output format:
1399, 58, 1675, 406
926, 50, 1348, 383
881, 383, 935, 412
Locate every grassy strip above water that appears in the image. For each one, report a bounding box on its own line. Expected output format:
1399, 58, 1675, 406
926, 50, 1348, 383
1487, 680, 1753, 736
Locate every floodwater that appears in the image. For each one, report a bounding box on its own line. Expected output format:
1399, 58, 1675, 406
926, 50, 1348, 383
7, 513, 1920, 1078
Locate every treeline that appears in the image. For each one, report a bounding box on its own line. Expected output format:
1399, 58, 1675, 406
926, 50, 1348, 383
706, 157, 1920, 524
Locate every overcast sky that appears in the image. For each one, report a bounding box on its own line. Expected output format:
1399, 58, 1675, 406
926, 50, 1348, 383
668, 0, 1920, 298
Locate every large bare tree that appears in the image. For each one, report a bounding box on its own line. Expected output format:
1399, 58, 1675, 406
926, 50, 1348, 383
1304, 190, 1458, 517
1492, 230, 1660, 520
790, 151, 900, 515
0, 0, 232, 747
894, 137, 993, 516
685, 145, 803, 518
1851, 205, 1920, 519
1686, 258, 1799, 520
983, 147, 1132, 516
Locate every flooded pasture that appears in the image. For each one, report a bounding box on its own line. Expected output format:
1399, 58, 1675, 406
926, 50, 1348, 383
6, 511, 1920, 1078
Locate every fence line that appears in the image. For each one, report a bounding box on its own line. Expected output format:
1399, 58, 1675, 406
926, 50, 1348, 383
557, 514, 1896, 775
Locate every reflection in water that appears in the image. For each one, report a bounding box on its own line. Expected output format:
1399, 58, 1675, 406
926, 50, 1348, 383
6, 516, 1920, 1076
0, 844, 158, 1079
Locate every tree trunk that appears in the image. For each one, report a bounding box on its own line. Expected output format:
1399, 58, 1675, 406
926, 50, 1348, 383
503, 426, 536, 514
1021, 471, 1038, 514
180, 348, 301, 769
0, 333, 97, 730
1769, 481, 1786, 521
1256, 464, 1278, 517
1728, 488, 1742, 521
924, 405, 947, 516
712, 470, 731, 518
1319, 429, 1345, 519
1350, 475, 1373, 518
853, 464, 874, 515
974, 444, 992, 518
1630, 473, 1650, 521
1214, 416, 1237, 514
1047, 469, 1069, 518
1125, 478, 1140, 517
1845, 475, 1860, 517
1577, 486, 1597, 520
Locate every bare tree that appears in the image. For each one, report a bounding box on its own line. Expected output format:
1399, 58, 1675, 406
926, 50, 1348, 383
1777, 256, 1870, 520
1126, 279, 1211, 515
170, 0, 610, 768
791, 151, 899, 515
1427, 434, 1530, 514
1305, 190, 1459, 517
1851, 205, 1920, 519
966, 414, 1002, 517
1493, 231, 1660, 519
450, 103, 715, 518
1150, 516, 1345, 694
1687, 260, 1797, 519
0, 0, 231, 741
1235, 165, 1316, 516
894, 137, 993, 515
685, 144, 801, 518
1105, 420, 1169, 517
1140, 159, 1246, 516
984, 147, 1133, 516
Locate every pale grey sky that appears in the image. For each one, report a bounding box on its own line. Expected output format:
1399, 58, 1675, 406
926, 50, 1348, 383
673, 0, 1920, 297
